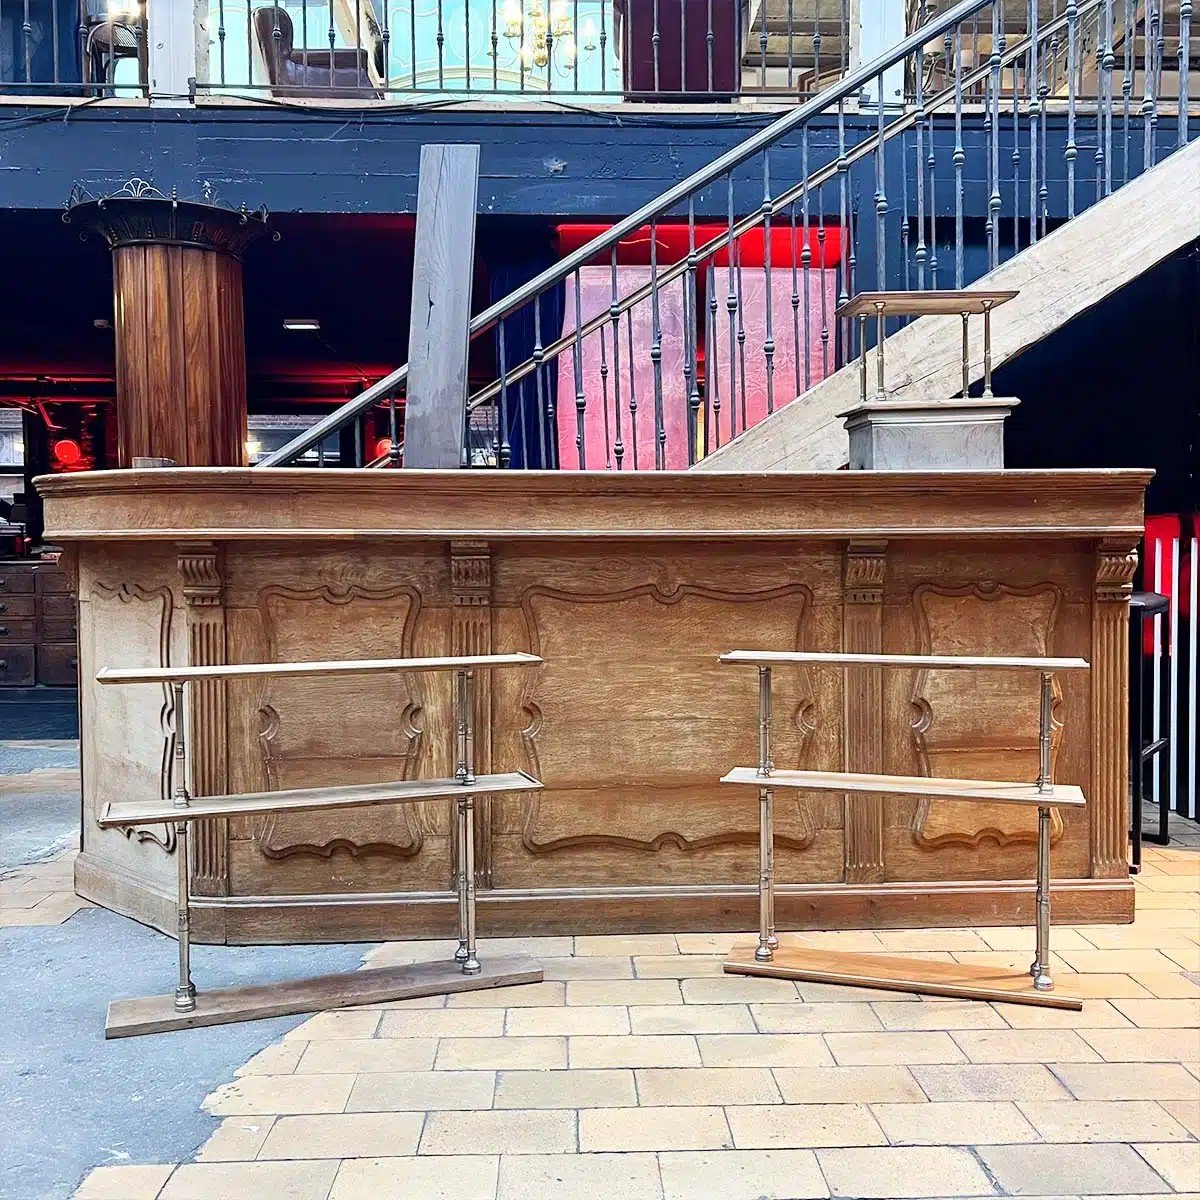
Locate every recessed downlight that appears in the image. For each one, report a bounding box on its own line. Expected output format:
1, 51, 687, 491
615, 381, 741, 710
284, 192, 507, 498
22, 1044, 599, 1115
283, 318, 321, 332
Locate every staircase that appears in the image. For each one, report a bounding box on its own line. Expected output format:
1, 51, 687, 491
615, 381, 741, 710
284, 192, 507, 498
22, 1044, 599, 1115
261, 0, 1198, 472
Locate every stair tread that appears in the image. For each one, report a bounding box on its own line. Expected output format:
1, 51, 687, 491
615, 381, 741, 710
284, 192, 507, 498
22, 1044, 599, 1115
721, 766, 1085, 807
838, 289, 1019, 319
721, 649, 1089, 671
98, 771, 543, 827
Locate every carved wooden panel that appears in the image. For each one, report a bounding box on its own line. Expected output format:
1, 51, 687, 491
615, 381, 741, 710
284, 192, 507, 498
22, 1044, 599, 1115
909, 583, 1066, 850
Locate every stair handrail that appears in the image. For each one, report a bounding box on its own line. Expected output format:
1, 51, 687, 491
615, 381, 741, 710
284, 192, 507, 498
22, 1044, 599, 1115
257, 0, 1001, 468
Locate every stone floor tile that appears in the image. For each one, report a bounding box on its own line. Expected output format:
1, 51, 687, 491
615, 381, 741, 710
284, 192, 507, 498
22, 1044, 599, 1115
436, 1036, 567, 1070
574, 934, 680, 957
73, 1164, 176, 1199
1079, 926, 1200, 950
283, 1010, 381, 1041
159, 1161, 340, 1200
447, 981, 566, 1007
257, 1112, 425, 1159
328, 1155, 499, 1200
1059, 949, 1187, 974
911, 1062, 1073, 1101
1080, 1027, 1200, 1062
505, 1005, 630, 1037
630, 1004, 755, 1035
1135, 874, 1200, 893
1112, 997, 1200, 1027
237, 1041, 308, 1076
377, 1008, 505, 1038
870, 1000, 1008, 1031
998, 999, 1134, 1028
1134, 972, 1200, 998
951, 1029, 1099, 1063
1159, 1098, 1200, 1136
816, 1145, 995, 1197
420, 1109, 576, 1155
579, 1104, 732, 1151
1051, 1061, 1200, 1100
675, 933, 747, 955
681, 976, 801, 1004
875, 929, 992, 952
698, 1033, 833, 1068
634, 955, 725, 979
726, 1102, 886, 1148
497, 1152, 663, 1200
296, 1038, 439, 1075
1164, 946, 1200, 971
658, 1148, 828, 1200
796, 982, 922, 1003
785, 932, 891, 953
367, 993, 447, 1010
825, 1031, 965, 1066
569, 1035, 701, 1068
494, 1068, 636, 1109
0, 888, 52, 908
346, 1069, 495, 1112
751, 1002, 883, 1034
873, 1099, 1039, 1145
1060, 974, 1156, 999
773, 1065, 925, 1104
366, 941, 477, 969
195, 1116, 275, 1161
204, 1073, 356, 1116
1135, 1143, 1200, 1192
949, 951, 1075, 974
542, 957, 635, 980
635, 1067, 781, 1106
567, 979, 684, 1005
1022, 1099, 1193, 1142
977, 1143, 1171, 1195
979, 926, 1095, 952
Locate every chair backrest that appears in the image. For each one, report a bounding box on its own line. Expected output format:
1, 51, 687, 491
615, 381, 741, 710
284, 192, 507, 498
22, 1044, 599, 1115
252, 6, 294, 83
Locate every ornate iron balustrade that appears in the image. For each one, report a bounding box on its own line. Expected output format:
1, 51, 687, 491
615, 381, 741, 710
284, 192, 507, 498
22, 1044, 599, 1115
261, 0, 1196, 471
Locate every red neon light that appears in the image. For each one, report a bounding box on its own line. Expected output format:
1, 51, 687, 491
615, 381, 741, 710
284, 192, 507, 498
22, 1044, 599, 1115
51, 438, 84, 467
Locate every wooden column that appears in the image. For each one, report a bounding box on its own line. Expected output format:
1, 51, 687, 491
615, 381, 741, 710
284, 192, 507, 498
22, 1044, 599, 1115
68, 191, 269, 466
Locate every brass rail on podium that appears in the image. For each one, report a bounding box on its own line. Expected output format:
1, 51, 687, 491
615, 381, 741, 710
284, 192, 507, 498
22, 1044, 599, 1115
96, 653, 544, 1038
719, 649, 1090, 1010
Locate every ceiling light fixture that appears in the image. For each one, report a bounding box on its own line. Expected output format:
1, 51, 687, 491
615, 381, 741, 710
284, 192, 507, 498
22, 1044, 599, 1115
283, 318, 321, 332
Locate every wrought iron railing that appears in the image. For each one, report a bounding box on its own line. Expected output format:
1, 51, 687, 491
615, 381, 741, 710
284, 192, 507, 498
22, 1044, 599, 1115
0, 0, 149, 96
260, 0, 1195, 469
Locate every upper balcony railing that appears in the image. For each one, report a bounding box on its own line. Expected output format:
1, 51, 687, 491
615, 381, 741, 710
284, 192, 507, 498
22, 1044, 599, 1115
5, 0, 1195, 104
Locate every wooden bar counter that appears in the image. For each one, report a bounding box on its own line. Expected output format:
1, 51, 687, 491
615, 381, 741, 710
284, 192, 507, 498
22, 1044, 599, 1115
38, 467, 1149, 943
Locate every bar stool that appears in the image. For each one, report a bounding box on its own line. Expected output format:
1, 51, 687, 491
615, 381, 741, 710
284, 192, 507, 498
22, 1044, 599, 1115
1129, 590, 1171, 872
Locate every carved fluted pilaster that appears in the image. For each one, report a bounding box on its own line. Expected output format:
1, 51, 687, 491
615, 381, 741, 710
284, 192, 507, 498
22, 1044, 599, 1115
1090, 541, 1138, 878
451, 541, 494, 886
179, 543, 230, 897
843, 541, 887, 882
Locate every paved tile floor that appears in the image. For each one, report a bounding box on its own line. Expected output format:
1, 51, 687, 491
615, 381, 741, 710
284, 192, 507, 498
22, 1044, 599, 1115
65, 829, 1198, 1200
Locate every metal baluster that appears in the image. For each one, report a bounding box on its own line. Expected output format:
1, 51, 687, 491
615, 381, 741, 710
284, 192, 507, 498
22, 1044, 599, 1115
1039, 13, 1050, 238
786, 0, 794, 91
437, 0, 446, 87
707, 0, 714, 91
927, 99, 940, 287
686, 199, 702, 458
836, 98, 850, 363
381, 0, 391, 96
573, 270, 586, 469
915, 4, 928, 291
574, 0, 581, 92
50, 0, 59, 87
1153, 0, 1165, 161
847, 199, 858, 362
389, 394, 400, 465
411, 0, 418, 87
726, 175, 741, 440
650, 220, 666, 466
801, 130, 813, 392
519, 0, 526, 90
841, 0, 849, 71
1030, 0, 1041, 246
707, 263, 721, 448
328, 0, 336, 90
626, 308, 641, 467
759, 0, 768, 90
761, 156, 776, 416
22, 0, 31, 83
790, 200, 802, 399
533, 301, 548, 468
755, 666, 775, 963
812, 0, 821, 94
217, 0, 226, 84
653, 0, 661, 92
355, 0, 364, 90
493, 0, 500, 89
498, 318, 512, 468
300, 0, 310, 85
1143, 0, 1159, 172
1012, 35, 1022, 257
598, 323, 612, 467
875, 70, 888, 291
169, 682, 196, 1013
600, 0, 608, 93
465, 0, 472, 92
354, 415, 363, 467
609, 248, 625, 469
1066, 0, 1079, 215
680, 0, 688, 94
1101, 0, 1115, 193
817, 188, 830, 380
1121, 0, 1133, 184
901, 125, 911, 293
987, 0, 1004, 270
1179, 1, 1192, 147
735, 237, 748, 433
954, 24, 965, 288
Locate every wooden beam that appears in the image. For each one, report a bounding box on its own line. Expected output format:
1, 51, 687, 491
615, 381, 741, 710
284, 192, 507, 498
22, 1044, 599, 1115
404, 144, 481, 469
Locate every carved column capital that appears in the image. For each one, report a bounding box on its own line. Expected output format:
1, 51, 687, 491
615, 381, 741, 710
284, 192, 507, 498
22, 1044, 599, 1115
179, 542, 223, 607
1095, 540, 1139, 601
845, 540, 888, 604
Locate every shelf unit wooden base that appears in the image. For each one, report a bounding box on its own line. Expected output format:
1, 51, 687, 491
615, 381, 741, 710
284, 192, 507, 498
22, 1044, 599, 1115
106, 955, 544, 1038
723, 944, 1081, 1010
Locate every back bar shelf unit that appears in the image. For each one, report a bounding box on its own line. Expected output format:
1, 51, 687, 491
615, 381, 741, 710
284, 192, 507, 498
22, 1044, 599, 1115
720, 650, 1091, 1011
97, 653, 544, 1038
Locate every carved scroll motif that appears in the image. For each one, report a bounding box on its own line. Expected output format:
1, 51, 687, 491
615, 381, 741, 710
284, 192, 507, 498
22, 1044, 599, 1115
93, 582, 177, 852
252, 581, 426, 860
910, 582, 1066, 850
515, 579, 817, 857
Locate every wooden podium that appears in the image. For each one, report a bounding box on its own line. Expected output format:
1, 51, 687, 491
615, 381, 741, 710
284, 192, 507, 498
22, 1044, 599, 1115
720, 650, 1090, 1010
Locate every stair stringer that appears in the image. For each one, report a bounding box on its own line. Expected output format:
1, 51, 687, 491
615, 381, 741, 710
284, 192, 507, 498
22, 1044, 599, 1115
695, 138, 1200, 473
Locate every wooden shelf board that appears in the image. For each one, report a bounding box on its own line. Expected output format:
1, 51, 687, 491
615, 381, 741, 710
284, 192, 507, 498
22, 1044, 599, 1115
106, 955, 544, 1038
98, 771, 543, 828
724, 945, 1081, 1010
721, 767, 1085, 808
96, 652, 542, 686
836, 289, 1020, 319
721, 649, 1090, 671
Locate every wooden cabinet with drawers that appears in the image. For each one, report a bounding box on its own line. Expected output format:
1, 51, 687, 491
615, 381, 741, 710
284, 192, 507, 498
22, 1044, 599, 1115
0, 559, 78, 687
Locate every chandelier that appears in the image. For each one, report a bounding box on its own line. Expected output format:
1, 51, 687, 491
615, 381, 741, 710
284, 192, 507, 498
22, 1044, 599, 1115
500, 0, 596, 72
